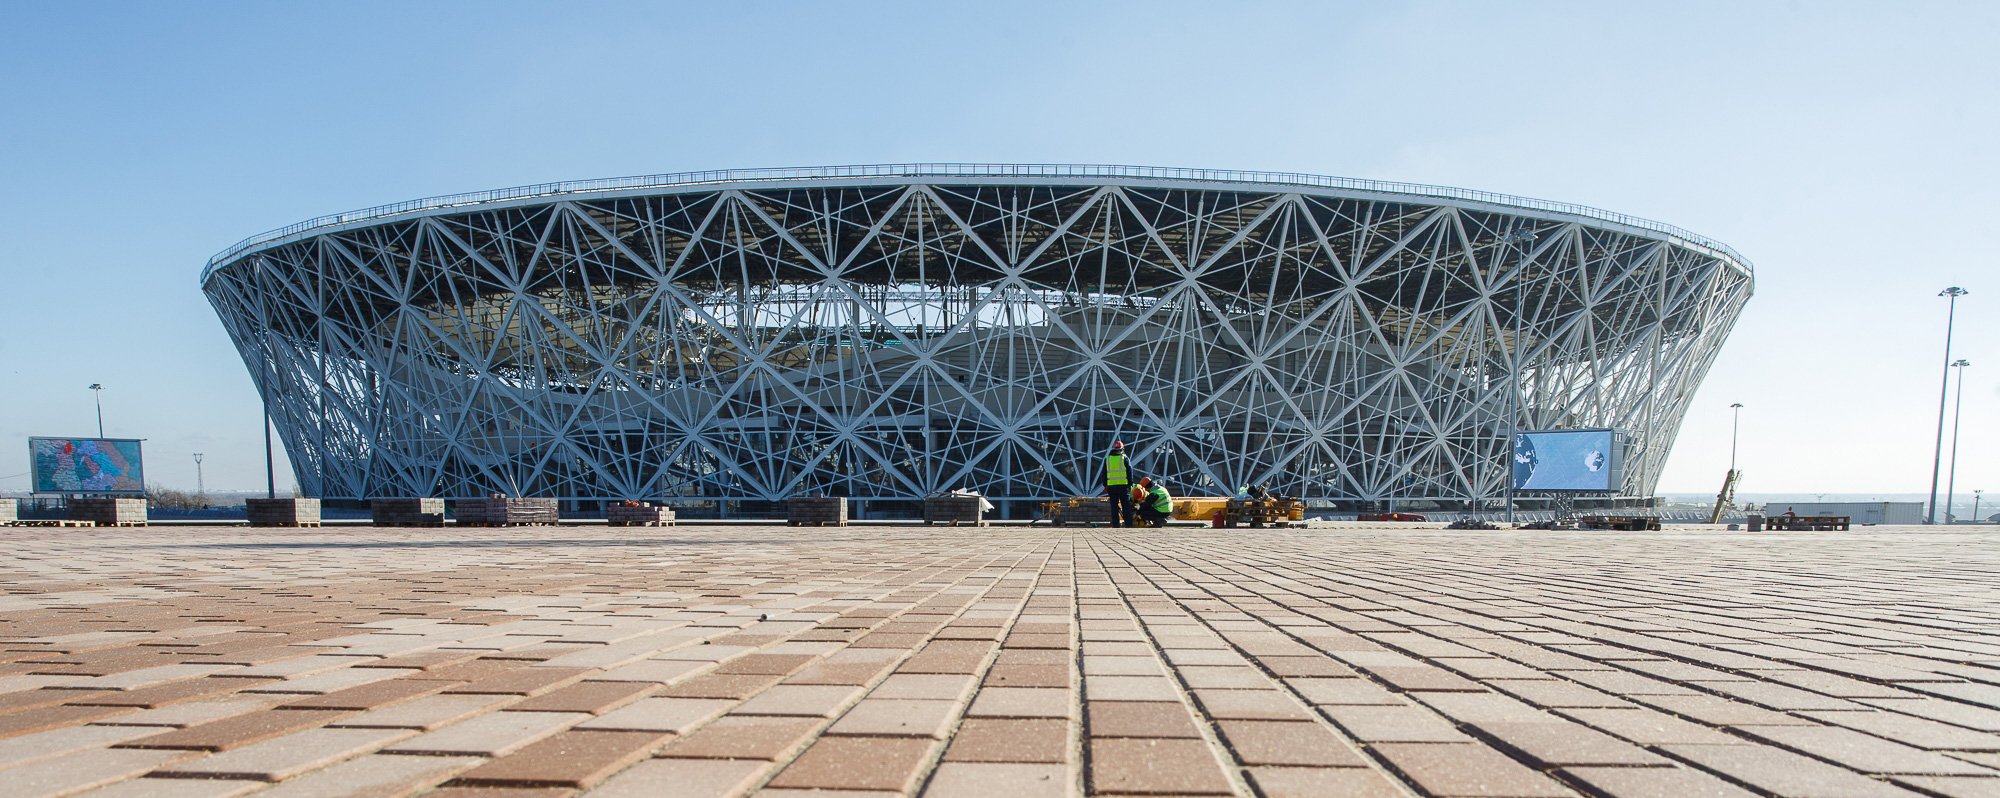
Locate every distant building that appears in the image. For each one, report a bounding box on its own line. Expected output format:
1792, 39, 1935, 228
1760, 502, 1923, 525
203, 165, 1753, 513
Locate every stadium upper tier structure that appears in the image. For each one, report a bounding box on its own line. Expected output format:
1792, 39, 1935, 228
203, 165, 1753, 514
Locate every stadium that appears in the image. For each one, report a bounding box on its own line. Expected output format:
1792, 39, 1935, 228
202, 165, 1753, 516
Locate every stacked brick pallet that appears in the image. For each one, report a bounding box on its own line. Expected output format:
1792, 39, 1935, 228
458, 497, 561, 527
70, 498, 147, 527
246, 498, 321, 528
606, 503, 675, 527
1222, 498, 1305, 528
1043, 496, 1115, 527
371, 498, 445, 527
0, 498, 15, 525
787, 497, 847, 527
923, 495, 986, 526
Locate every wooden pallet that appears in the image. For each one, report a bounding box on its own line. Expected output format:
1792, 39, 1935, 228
923, 519, 989, 527
606, 520, 675, 527
12, 519, 96, 527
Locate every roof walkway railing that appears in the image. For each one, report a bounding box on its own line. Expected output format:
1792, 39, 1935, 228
205, 163, 1751, 275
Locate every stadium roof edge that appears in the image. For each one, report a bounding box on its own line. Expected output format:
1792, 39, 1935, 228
201, 163, 1754, 284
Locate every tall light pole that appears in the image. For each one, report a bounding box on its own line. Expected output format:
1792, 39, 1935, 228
1928, 287, 1968, 524
1728, 403, 1745, 474
1501, 228, 1535, 524
1974, 489, 1985, 525
192, 453, 206, 503
88, 384, 105, 437
1945, 359, 1970, 523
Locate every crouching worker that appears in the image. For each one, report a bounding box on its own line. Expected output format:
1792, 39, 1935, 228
1135, 477, 1173, 528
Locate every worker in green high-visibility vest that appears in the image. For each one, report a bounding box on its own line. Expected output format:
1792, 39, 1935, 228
1135, 476, 1173, 528
1104, 440, 1133, 527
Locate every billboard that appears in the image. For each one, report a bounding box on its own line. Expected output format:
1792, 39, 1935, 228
30, 437, 146, 494
1511, 429, 1621, 492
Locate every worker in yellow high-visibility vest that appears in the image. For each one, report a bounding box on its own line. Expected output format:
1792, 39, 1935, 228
1135, 476, 1173, 528
1104, 440, 1133, 527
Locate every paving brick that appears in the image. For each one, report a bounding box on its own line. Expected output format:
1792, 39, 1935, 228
0, 746, 189, 798
381, 710, 585, 757
766, 735, 935, 791
277, 677, 453, 711
66, 677, 270, 709
153, 727, 412, 780
327, 694, 512, 730
1247, 766, 1412, 798
443, 667, 588, 697
1087, 737, 1234, 795
587, 758, 767, 798
1562, 765, 1763, 798
577, 696, 734, 733
1321, 703, 1470, 743
1662, 743, 1925, 797
504, 680, 654, 714
245, 753, 479, 798
943, 717, 1068, 762
1735, 724, 1994, 775
1561, 707, 1744, 745
923, 762, 1069, 798
118, 709, 348, 751
1371, 742, 1573, 797
731, 683, 861, 717
828, 698, 956, 737
967, 687, 1071, 719
1215, 719, 1368, 766
1086, 700, 1201, 738
0, 704, 136, 738
657, 715, 821, 760
449, 729, 668, 788
1468, 719, 1666, 766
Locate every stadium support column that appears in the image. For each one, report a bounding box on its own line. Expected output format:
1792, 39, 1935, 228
1501, 229, 1536, 524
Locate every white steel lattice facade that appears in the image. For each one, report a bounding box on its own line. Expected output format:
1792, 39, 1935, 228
202, 165, 1753, 510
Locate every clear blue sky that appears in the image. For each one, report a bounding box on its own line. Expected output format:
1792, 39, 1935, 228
1, 1, 1993, 504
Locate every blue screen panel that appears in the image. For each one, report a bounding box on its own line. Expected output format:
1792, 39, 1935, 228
30, 437, 146, 494
1511, 429, 1618, 492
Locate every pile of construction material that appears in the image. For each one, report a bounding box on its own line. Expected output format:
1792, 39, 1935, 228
0, 498, 15, 525
246, 498, 321, 528
456, 497, 561, 527
372, 498, 445, 527
923, 492, 989, 526
1042, 497, 1115, 527
71, 498, 147, 527
1221, 497, 1305, 528
606, 501, 675, 527
787, 497, 847, 527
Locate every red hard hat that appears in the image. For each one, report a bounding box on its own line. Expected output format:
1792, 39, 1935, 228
1139, 476, 1152, 486
1111, 440, 1124, 449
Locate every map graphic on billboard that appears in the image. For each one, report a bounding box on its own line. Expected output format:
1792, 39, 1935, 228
30, 437, 146, 494
1511, 429, 1620, 492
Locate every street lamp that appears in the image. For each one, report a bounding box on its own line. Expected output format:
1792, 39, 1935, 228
1945, 359, 1970, 523
192, 453, 206, 505
1728, 403, 1745, 475
1500, 227, 1536, 525
1928, 287, 1969, 523
88, 384, 105, 437
1975, 489, 1985, 525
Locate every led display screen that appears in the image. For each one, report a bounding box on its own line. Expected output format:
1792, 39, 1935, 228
1511, 429, 1620, 492
30, 437, 146, 494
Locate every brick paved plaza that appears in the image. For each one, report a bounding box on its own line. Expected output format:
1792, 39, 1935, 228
1, 524, 1996, 797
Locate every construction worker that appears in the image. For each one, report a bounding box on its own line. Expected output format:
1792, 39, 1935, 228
1104, 440, 1133, 527
1135, 476, 1173, 528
